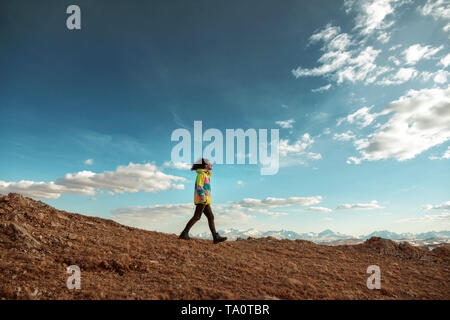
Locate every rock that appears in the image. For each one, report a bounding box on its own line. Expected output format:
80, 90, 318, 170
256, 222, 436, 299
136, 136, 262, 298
363, 237, 399, 255
2, 222, 40, 248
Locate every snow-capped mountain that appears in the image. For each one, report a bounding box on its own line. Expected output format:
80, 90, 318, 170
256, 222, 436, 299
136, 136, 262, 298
194, 228, 357, 243
360, 230, 450, 240
194, 228, 450, 245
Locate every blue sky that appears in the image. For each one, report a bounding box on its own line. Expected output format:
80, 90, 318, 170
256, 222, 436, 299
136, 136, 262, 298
1, 0, 449, 237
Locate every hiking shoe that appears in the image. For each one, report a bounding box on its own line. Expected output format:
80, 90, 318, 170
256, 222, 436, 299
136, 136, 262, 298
213, 232, 227, 244
179, 231, 191, 240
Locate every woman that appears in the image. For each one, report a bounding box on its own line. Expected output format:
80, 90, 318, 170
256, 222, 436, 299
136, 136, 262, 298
179, 158, 227, 244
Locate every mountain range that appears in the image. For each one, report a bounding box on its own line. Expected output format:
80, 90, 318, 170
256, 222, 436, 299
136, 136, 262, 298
195, 228, 450, 245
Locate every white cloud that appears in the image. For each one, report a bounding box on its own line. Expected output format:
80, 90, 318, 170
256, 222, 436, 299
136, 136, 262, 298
112, 195, 329, 231
389, 44, 403, 51
292, 21, 390, 85
429, 146, 450, 160
0, 180, 95, 199
398, 212, 450, 223
56, 163, 186, 195
433, 69, 449, 83
344, 0, 410, 38
327, 33, 354, 51
439, 53, 450, 68
292, 48, 351, 78
333, 130, 356, 141
419, 69, 450, 83
344, 0, 393, 35
336, 200, 384, 210
307, 206, 333, 213
279, 133, 313, 156
337, 47, 384, 84
423, 201, 450, 211
246, 208, 289, 216
293, 1, 449, 89
0, 162, 186, 199
346, 156, 362, 165
337, 106, 378, 128
238, 196, 322, 208
163, 161, 191, 170
388, 55, 402, 66
353, 138, 370, 150
111, 202, 256, 230
309, 24, 342, 43
311, 84, 332, 93
84, 159, 94, 165
111, 203, 194, 222
377, 31, 391, 43
306, 152, 322, 160
237, 180, 244, 186
347, 85, 450, 163
377, 67, 418, 85
444, 23, 450, 33
278, 133, 322, 167
275, 119, 295, 129
420, 0, 450, 21
420, 71, 434, 82
403, 44, 444, 65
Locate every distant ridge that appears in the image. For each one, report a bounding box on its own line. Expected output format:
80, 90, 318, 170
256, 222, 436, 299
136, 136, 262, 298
195, 228, 450, 245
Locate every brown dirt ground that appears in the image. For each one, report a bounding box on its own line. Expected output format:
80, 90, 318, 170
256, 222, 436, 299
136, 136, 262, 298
0, 193, 449, 300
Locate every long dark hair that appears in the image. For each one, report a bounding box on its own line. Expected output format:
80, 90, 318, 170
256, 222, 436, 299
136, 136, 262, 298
191, 158, 211, 171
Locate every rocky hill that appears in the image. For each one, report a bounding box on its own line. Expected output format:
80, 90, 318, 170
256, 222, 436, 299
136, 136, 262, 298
0, 193, 449, 299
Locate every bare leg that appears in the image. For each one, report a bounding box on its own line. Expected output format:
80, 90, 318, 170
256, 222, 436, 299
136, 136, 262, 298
203, 205, 217, 235
181, 204, 205, 234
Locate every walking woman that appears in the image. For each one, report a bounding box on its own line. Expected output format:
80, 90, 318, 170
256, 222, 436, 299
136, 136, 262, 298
179, 158, 227, 244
